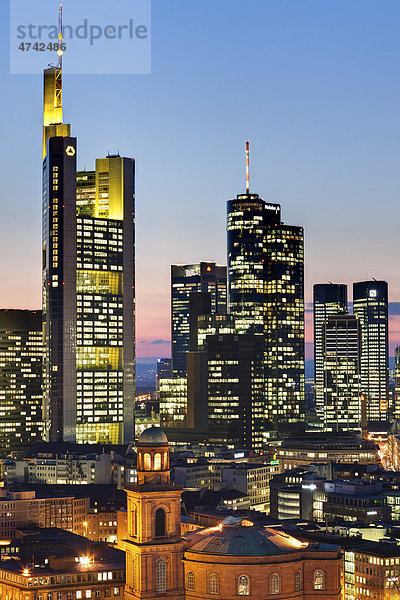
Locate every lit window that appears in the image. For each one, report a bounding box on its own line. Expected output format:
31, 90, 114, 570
209, 573, 219, 595
314, 570, 325, 590
86, 592, 92, 598
270, 573, 280, 595
238, 575, 249, 595
76, 593, 82, 600
144, 453, 151, 470
154, 453, 161, 470
156, 558, 167, 592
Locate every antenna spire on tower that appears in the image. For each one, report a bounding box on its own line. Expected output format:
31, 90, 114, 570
57, 4, 63, 70
245, 140, 250, 194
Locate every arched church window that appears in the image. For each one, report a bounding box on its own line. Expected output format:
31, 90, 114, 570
155, 507, 166, 537
154, 453, 162, 470
143, 453, 151, 471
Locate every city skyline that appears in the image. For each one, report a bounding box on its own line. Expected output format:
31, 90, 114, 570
2, 1, 400, 359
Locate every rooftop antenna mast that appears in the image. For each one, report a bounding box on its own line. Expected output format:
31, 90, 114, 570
55, 4, 63, 109
245, 140, 250, 194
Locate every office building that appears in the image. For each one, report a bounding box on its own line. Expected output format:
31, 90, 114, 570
207, 333, 264, 451
277, 433, 380, 470
313, 283, 348, 423
227, 146, 305, 435
353, 280, 389, 422
159, 377, 188, 429
264, 221, 305, 433
156, 358, 172, 394
0, 489, 89, 539
42, 66, 135, 444
196, 313, 235, 350
322, 314, 362, 432
171, 262, 227, 376
0, 529, 125, 600
0, 310, 43, 453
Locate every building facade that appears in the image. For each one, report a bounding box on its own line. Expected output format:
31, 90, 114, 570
0, 310, 43, 453
313, 283, 348, 424
227, 183, 305, 437
322, 314, 362, 432
353, 280, 389, 423
171, 263, 227, 376
42, 67, 135, 444
206, 333, 265, 451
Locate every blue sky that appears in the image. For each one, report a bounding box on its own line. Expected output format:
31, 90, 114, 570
1, 1, 400, 357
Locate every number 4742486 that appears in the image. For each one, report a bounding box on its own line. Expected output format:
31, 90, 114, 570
19, 42, 67, 51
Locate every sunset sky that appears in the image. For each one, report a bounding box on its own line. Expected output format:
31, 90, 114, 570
1, 1, 400, 359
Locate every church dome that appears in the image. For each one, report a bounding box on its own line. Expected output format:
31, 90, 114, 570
185, 517, 312, 557
137, 426, 168, 446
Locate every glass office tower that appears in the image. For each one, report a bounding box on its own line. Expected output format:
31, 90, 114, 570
171, 262, 227, 376
42, 67, 135, 444
353, 280, 389, 423
322, 314, 361, 432
0, 310, 43, 452
227, 189, 305, 436
313, 283, 348, 424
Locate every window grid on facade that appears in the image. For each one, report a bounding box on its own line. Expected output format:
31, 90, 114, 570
238, 574, 250, 595
156, 558, 167, 592
187, 570, 194, 591
270, 573, 280, 595
209, 573, 219, 595
314, 569, 325, 590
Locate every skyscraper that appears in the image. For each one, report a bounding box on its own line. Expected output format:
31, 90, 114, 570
322, 314, 361, 432
171, 262, 227, 376
207, 333, 265, 450
42, 65, 135, 444
313, 283, 348, 423
0, 310, 43, 452
264, 221, 305, 433
353, 280, 389, 423
227, 143, 305, 436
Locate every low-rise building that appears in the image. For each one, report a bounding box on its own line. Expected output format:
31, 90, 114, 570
0, 528, 125, 600
0, 489, 89, 539
277, 433, 380, 470
222, 461, 280, 511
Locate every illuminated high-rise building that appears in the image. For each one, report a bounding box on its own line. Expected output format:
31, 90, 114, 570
264, 221, 305, 433
0, 310, 43, 452
171, 262, 227, 376
353, 280, 389, 423
322, 314, 361, 432
313, 283, 348, 423
207, 333, 265, 450
42, 64, 135, 444
227, 142, 305, 437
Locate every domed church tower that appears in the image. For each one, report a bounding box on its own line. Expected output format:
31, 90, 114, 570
124, 427, 185, 600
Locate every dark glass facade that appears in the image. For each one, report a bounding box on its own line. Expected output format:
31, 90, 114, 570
171, 262, 227, 376
313, 283, 348, 424
0, 310, 43, 453
353, 280, 389, 423
322, 314, 361, 432
207, 333, 264, 450
227, 193, 305, 437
